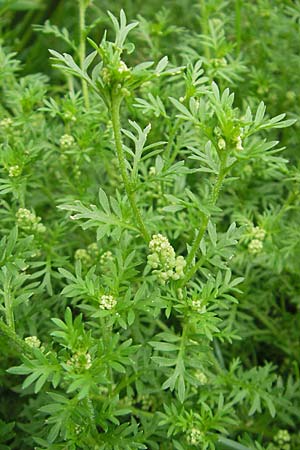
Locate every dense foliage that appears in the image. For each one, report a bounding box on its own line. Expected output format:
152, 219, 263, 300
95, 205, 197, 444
1, 1, 300, 449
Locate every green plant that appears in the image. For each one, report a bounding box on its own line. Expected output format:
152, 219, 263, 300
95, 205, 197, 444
1, 2, 300, 449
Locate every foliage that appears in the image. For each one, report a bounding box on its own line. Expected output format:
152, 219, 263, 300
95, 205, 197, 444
0, 1, 300, 449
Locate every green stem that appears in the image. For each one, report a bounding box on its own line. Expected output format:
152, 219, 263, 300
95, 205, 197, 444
180, 160, 227, 286
0, 320, 35, 357
111, 94, 150, 243
78, 0, 90, 109
200, 1, 211, 60
235, 0, 242, 54
3, 270, 15, 331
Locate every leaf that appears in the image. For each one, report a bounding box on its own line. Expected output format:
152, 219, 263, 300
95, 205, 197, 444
98, 188, 110, 214
155, 56, 168, 74
169, 97, 195, 121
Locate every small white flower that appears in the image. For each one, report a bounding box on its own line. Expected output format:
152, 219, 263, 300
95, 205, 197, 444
59, 134, 75, 148
16, 208, 46, 233
195, 370, 208, 385
0, 117, 13, 128
252, 226, 266, 241
100, 250, 113, 265
70, 351, 92, 370
186, 427, 204, 445
275, 429, 291, 444
248, 239, 263, 254
25, 336, 41, 348
235, 135, 243, 151
191, 299, 206, 314
148, 234, 186, 284
218, 138, 226, 150
99, 294, 117, 310
75, 248, 92, 264
149, 166, 156, 176
118, 61, 129, 73
8, 165, 22, 177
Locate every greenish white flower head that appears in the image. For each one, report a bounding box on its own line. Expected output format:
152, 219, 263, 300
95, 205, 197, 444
59, 134, 75, 148
9, 165, 22, 177
148, 234, 186, 284
100, 250, 113, 265
0, 117, 13, 129
248, 238, 263, 254
25, 336, 41, 348
69, 351, 92, 370
99, 294, 117, 310
186, 427, 204, 445
191, 299, 206, 314
75, 248, 92, 265
149, 166, 156, 176
195, 370, 208, 385
16, 208, 46, 234
252, 226, 266, 241
274, 429, 291, 444
235, 135, 243, 151
87, 243, 99, 258
218, 138, 226, 150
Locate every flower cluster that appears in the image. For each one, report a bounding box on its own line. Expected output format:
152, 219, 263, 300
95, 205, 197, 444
0, 117, 13, 129
147, 234, 186, 284
218, 138, 226, 150
75, 248, 91, 264
67, 351, 92, 371
194, 370, 208, 385
186, 427, 204, 446
274, 430, 291, 449
191, 299, 206, 314
8, 165, 22, 177
74, 242, 100, 266
87, 243, 99, 258
25, 336, 41, 348
59, 134, 75, 148
99, 294, 117, 310
248, 225, 266, 254
100, 250, 113, 265
16, 208, 46, 234
252, 226, 266, 240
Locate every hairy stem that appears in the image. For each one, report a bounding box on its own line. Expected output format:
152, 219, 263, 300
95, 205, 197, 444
78, 0, 90, 108
0, 320, 35, 357
111, 94, 150, 242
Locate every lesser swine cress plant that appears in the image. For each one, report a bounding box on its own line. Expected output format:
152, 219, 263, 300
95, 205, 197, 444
1, 9, 296, 450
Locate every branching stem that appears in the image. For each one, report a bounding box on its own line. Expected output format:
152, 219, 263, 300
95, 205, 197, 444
180, 155, 227, 286
111, 94, 150, 243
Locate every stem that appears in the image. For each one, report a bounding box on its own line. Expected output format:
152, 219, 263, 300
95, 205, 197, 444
200, 1, 211, 60
235, 0, 242, 54
0, 320, 35, 357
3, 270, 15, 331
78, 0, 90, 109
111, 94, 150, 243
180, 160, 227, 286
